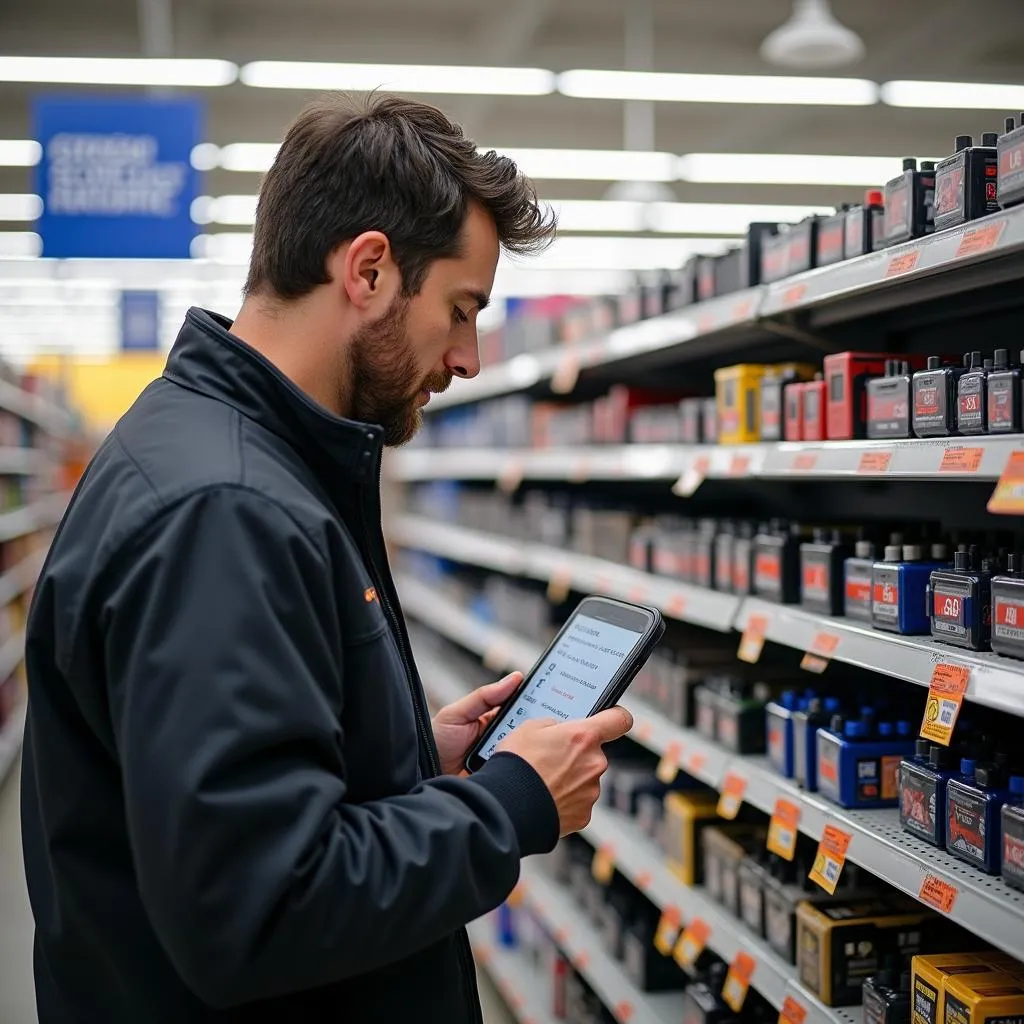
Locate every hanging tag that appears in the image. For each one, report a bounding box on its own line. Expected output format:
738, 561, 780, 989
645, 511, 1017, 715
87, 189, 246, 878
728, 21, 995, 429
800, 631, 840, 674
808, 825, 853, 894
653, 906, 682, 956
673, 454, 711, 498
591, 843, 615, 885
988, 450, 1024, 515
722, 952, 757, 1012
767, 798, 801, 861
737, 614, 769, 664
656, 742, 682, 784
920, 663, 970, 745
673, 918, 711, 970
717, 772, 748, 820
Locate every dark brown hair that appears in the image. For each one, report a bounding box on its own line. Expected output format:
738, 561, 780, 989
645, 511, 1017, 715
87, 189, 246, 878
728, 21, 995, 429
245, 93, 556, 299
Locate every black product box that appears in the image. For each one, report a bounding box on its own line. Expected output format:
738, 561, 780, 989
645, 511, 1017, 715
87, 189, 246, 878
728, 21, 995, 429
697, 256, 717, 302
738, 856, 770, 937
715, 247, 746, 297
933, 136, 999, 231
622, 906, 690, 991
760, 227, 790, 284
702, 825, 767, 917
816, 210, 847, 266
786, 216, 821, 275
997, 118, 1024, 209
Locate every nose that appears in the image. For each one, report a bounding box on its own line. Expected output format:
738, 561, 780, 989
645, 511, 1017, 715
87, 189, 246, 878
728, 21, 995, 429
445, 337, 481, 380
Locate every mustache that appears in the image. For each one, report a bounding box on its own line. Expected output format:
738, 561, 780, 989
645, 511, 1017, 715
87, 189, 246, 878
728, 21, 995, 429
421, 372, 453, 395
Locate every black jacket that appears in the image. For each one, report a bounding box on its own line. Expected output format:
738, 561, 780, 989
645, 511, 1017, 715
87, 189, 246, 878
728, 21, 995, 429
21, 308, 558, 1023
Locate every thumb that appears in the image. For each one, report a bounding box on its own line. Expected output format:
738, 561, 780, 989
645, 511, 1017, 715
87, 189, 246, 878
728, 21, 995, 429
442, 672, 523, 723
583, 705, 634, 744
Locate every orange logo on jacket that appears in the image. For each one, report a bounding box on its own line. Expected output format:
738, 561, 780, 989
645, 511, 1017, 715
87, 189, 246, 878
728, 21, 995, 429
364, 587, 378, 603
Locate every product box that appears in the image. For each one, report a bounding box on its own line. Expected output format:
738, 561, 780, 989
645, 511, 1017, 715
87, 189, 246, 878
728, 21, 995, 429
663, 790, 721, 886
942, 971, 1024, 1024
715, 364, 769, 444
911, 955, 1004, 1024
702, 824, 768, 917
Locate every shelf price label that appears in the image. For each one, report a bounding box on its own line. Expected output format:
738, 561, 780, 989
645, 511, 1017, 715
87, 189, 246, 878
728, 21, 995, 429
800, 630, 840, 674
767, 798, 801, 861
591, 843, 616, 885
687, 751, 707, 776
919, 873, 959, 914
717, 771, 748, 820
858, 450, 893, 474
920, 663, 970, 746
665, 593, 688, 618
885, 249, 922, 278
781, 283, 807, 308
791, 452, 818, 472
809, 825, 852, 894
613, 1001, 634, 1023
674, 917, 711, 970
654, 906, 682, 956
656, 741, 683, 784
722, 952, 757, 1012
988, 450, 1024, 515
779, 995, 808, 1024
939, 446, 984, 473
737, 614, 769, 664
956, 218, 1007, 258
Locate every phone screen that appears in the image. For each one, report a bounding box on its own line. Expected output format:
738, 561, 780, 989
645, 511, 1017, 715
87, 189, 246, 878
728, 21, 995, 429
476, 612, 645, 762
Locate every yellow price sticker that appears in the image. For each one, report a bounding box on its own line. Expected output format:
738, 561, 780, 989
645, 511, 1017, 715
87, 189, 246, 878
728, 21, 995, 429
653, 906, 682, 956
717, 772, 747, 820
673, 917, 710, 970
592, 843, 615, 885
808, 825, 852, 895
737, 614, 769, 664
656, 742, 683, 785
920, 663, 970, 746
767, 798, 801, 861
722, 952, 756, 1012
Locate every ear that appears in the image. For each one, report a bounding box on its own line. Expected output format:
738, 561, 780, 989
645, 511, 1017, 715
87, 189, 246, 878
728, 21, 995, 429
329, 231, 399, 312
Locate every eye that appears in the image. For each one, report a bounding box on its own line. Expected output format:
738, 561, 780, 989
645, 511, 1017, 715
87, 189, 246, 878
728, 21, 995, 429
452, 306, 469, 325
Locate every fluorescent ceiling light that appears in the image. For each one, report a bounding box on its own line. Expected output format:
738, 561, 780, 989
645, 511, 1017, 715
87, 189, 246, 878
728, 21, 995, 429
676, 152, 939, 186
497, 148, 676, 182
218, 143, 280, 173
558, 69, 877, 105
240, 61, 555, 96
0, 141, 42, 167
190, 143, 221, 172
191, 194, 258, 226
524, 235, 731, 271
0, 195, 43, 221
0, 232, 42, 258
882, 80, 1024, 110
0, 56, 237, 87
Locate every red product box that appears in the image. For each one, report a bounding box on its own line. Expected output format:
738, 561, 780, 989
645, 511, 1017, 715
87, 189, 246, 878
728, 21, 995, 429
784, 381, 806, 441
802, 377, 828, 441
824, 351, 928, 440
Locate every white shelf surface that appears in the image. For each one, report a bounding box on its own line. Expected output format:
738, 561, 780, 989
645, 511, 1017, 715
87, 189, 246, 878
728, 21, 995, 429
467, 917, 556, 1024
0, 378, 74, 435
394, 516, 1024, 711
519, 864, 681, 1024
399, 582, 1024, 961
390, 435, 1024, 486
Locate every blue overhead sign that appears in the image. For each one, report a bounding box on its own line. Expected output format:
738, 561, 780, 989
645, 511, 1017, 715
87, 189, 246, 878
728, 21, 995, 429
120, 291, 161, 351
33, 95, 202, 259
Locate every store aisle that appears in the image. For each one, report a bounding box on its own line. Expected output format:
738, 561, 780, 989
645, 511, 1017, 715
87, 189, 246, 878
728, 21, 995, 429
0, 756, 36, 1023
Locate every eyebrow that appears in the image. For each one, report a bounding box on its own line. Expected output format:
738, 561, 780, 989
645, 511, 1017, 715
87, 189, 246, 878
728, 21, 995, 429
461, 289, 490, 313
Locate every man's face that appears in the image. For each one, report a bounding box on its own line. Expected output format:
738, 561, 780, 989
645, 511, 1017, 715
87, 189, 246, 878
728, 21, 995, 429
348, 202, 499, 446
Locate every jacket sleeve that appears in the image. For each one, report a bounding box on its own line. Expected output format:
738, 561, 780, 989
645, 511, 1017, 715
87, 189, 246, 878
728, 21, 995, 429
99, 486, 558, 1008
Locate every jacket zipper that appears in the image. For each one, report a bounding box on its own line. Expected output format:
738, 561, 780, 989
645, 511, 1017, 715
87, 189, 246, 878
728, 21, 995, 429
358, 462, 481, 1022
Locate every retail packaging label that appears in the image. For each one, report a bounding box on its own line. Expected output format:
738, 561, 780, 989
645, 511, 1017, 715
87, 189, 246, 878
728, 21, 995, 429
956, 375, 986, 432
899, 762, 940, 844
858, 450, 893, 473
994, 595, 1024, 643
737, 614, 769, 664
657, 742, 683, 784
801, 557, 830, 604
733, 540, 752, 594
947, 785, 987, 866
845, 565, 874, 620
931, 582, 971, 640
716, 536, 734, 591
767, 798, 801, 860
809, 825, 852, 894
914, 974, 940, 1024
939, 446, 984, 472
867, 380, 912, 438
779, 996, 808, 1024
817, 220, 845, 265
988, 450, 1024, 515
920, 664, 970, 745
673, 917, 710, 969
723, 952, 757, 1012
872, 567, 901, 626
653, 906, 682, 956
1002, 807, 1024, 888
717, 771, 748, 819
912, 373, 949, 433
988, 377, 1018, 431
591, 843, 616, 885
754, 549, 783, 595
918, 873, 958, 913
768, 713, 787, 771
818, 732, 842, 802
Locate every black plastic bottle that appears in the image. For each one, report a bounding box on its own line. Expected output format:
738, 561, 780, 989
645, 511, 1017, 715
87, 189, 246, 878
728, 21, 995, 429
987, 349, 1022, 433
883, 158, 936, 247
956, 351, 988, 435
927, 547, 994, 651
934, 134, 1000, 231
912, 356, 963, 437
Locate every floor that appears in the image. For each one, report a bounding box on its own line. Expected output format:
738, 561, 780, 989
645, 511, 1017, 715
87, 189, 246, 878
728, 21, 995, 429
0, 754, 513, 1024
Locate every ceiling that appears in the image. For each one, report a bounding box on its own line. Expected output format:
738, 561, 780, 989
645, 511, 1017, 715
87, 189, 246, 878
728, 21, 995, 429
0, 0, 1022, 236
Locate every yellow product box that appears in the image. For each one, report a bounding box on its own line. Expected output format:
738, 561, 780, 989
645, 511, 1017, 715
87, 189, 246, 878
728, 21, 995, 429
912, 955, 1007, 1024
662, 790, 720, 887
943, 972, 1024, 1024
797, 898, 935, 1007
714, 364, 769, 444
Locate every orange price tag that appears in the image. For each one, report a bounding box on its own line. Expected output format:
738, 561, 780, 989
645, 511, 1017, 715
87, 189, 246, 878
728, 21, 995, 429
673, 454, 711, 497
801, 631, 839, 674
792, 452, 818, 471
920, 663, 970, 745
940, 446, 984, 473
551, 354, 581, 395
547, 567, 574, 605
730, 454, 752, 476
717, 772, 748, 820
956, 218, 1007, 258
809, 825, 853, 894
988, 450, 1024, 515
723, 952, 757, 1012
733, 298, 755, 320
781, 283, 807, 308
665, 593, 688, 618
613, 1001, 634, 1023
737, 614, 769, 664
779, 995, 808, 1024
767, 798, 801, 860
653, 906, 682, 956
687, 751, 707, 776
858, 450, 893, 474
592, 843, 616, 885
674, 918, 711, 969
636, 870, 652, 891
498, 458, 525, 493
573, 950, 590, 971
885, 249, 921, 278
657, 741, 683, 784
919, 874, 959, 914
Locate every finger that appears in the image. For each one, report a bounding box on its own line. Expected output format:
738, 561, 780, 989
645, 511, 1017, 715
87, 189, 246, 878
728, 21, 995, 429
582, 705, 634, 744
441, 672, 523, 723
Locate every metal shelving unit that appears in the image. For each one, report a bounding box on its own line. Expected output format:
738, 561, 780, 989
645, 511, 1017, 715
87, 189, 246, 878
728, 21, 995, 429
399, 581, 1024, 961
467, 917, 557, 1024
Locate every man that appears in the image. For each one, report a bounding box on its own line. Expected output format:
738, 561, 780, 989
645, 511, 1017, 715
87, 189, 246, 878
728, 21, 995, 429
21, 94, 633, 1022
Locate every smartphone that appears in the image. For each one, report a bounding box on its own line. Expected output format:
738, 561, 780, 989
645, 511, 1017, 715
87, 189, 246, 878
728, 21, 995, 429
464, 595, 664, 773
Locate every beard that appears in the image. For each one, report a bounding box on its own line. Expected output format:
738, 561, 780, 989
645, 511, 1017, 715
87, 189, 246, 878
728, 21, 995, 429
348, 295, 452, 446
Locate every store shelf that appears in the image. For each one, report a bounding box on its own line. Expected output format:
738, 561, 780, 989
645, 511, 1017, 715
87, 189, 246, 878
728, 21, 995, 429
400, 584, 1024, 961
0, 378, 73, 436
467, 917, 556, 1024
736, 597, 1024, 718
392, 515, 740, 632
0, 493, 69, 545
390, 435, 1023, 486
0, 696, 26, 788
519, 863, 681, 1024
427, 288, 764, 413
0, 447, 44, 476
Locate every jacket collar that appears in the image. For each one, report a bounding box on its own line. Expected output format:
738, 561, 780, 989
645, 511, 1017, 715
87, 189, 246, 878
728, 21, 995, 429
164, 307, 384, 483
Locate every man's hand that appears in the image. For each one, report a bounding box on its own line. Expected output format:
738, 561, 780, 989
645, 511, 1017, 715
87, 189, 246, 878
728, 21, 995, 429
496, 706, 633, 835
431, 672, 523, 775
